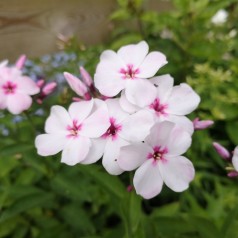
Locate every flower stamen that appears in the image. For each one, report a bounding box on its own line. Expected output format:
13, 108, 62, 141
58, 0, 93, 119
67, 120, 82, 138
2, 81, 17, 95
120, 64, 140, 80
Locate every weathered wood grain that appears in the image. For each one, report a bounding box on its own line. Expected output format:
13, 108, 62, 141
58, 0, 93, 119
0, 0, 172, 61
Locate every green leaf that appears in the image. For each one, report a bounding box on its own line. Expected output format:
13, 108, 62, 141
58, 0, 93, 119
151, 216, 196, 236
79, 165, 126, 199
188, 216, 221, 238
0, 192, 54, 222
222, 204, 238, 238
0, 143, 34, 157
226, 121, 238, 144
121, 191, 143, 237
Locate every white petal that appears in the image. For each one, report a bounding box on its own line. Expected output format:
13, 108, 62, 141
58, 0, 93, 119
167, 83, 200, 115
94, 71, 125, 97
150, 74, 174, 103
166, 115, 194, 135
133, 159, 163, 199
102, 137, 129, 175
118, 143, 152, 171
125, 79, 157, 107
68, 100, 93, 123
97, 50, 124, 73
45, 105, 71, 134
17, 76, 40, 95
6, 93, 32, 114
232, 146, 238, 171
120, 110, 154, 142
81, 138, 106, 164
117, 41, 149, 68
159, 156, 195, 192
138, 52, 167, 78
105, 98, 129, 122
119, 90, 139, 114
94, 50, 125, 96
61, 137, 91, 166
35, 133, 67, 156
166, 125, 192, 156
145, 121, 174, 148
80, 104, 110, 138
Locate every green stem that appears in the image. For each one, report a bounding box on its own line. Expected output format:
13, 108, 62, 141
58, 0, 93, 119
24, 111, 36, 134
123, 172, 144, 238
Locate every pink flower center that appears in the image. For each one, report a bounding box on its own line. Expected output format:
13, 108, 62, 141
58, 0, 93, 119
2, 81, 17, 95
147, 146, 168, 165
149, 98, 168, 117
102, 117, 122, 140
120, 64, 140, 80
67, 120, 82, 138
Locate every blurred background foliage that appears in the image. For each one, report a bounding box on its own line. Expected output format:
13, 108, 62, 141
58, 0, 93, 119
1, 0, 238, 237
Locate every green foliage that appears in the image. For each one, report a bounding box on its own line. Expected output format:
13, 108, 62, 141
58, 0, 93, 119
1, 0, 238, 237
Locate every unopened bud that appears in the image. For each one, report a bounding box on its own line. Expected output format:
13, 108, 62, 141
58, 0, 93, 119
15, 55, 27, 69
36, 79, 45, 88
213, 142, 231, 160
42, 82, 57, 95
127, 185, 133, 192
80, 66, 93, 87
193, 117, 214, 130
64, 72, 88, 97
227, 171, 238, 177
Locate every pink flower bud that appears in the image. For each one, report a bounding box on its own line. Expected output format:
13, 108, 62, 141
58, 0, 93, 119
127, 185, 134, 192
36, 79, 45, 88
227, 171, 238, 177
64, 72, 88, 97
213, 142, 231, 160
80, 66, 93, 87
42, 82, 57, 95
193, 117, 214, 130
15, 55, 27, 69
83, 92, 92, 101
72, 97, 82, 102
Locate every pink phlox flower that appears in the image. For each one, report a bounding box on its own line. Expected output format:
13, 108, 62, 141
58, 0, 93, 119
94, 41, 167, 107
193, 117, 214, 130
64, 72, 92, 101
0, 60, 40, 114
35, 99, 110, 166
36, 79, 57, 104
118, 121, 195, 199
120, 74, 200, 135
212, 142, 231, 160
85, 98, 154, 175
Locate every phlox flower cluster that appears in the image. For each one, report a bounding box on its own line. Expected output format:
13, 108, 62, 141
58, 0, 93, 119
35, 41, 201, 199
0, 56, 40, 114
0, 55, 57, 114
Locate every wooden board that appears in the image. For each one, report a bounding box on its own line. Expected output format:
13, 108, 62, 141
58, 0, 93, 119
0, 0, 172, 61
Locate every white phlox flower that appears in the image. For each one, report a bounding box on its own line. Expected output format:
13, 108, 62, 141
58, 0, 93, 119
94, 41, 167, 107
35, 99, 110, 165
120, 74, 200, 135
86, 98, 154, 175
118, 121, 195, 199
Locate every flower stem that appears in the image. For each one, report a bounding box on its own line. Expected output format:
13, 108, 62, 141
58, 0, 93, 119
24, 111, 36, 134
